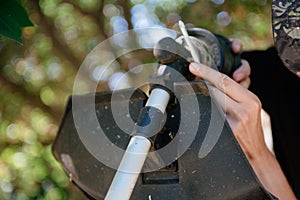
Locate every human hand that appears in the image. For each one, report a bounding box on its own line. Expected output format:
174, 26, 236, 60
189, 62, 296, 200
230, 39, 251, 88
189, 62, 265, 158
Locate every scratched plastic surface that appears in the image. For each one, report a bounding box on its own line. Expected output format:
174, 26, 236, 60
53, 83, 276, 200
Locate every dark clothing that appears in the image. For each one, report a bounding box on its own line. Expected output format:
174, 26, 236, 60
242, 47, 300, 198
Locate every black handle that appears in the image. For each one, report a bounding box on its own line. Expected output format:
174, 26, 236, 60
214, 34, 242, 77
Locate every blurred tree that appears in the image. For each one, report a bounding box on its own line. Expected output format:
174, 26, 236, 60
0, 0, 272, 199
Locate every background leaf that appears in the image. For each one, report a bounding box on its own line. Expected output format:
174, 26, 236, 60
0, 0, 33, 43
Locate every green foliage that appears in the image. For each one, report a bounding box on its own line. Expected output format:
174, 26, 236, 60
0, 0, 33, 43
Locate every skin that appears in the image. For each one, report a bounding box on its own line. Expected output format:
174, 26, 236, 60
231, 39, 251, 88
188, 40, 296, 200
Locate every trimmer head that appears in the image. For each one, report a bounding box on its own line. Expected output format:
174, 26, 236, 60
53, 83, 275, 199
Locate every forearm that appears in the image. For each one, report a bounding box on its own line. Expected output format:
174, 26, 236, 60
249, 148, 296, 200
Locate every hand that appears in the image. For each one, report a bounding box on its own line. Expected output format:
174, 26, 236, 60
189, 62, 296, 200
190, 62, 264, 158
230, 39, 251, 88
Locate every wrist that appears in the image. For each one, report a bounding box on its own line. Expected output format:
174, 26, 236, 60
248, 146, 273, 175
247, 148, 296, 200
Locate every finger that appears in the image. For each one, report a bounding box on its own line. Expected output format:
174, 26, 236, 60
207, 84, 238, 114
232, 60, 251, 82
207, 84, 244, 136
239, 77, 251, 89
213, 93, 250, 147
189, 62, 253, 103
230, 39, 243, 54
208, 84, 249, 144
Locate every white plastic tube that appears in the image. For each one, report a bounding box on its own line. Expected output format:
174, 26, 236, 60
104, 136, 151, 200
178, 20, 201, 63
146, 88, 170, 113
105, 88, 170, 200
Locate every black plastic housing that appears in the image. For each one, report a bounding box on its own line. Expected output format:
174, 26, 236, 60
52, 82, 276, 200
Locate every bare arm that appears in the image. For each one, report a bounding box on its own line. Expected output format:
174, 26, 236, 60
189, 61, 296, 200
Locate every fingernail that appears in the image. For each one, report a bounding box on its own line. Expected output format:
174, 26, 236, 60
190, 62, 201, 71
232, 42, 241, 53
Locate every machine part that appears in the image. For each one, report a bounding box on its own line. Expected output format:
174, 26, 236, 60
178, 20, 201, 63
176, 27, 241, 76
104, 135, 151, 200
105, 87, 170, 199
52, 83, 276, 200
176, 28, 220, 70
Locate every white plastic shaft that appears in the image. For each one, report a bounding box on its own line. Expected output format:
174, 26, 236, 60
146, 88, 170, 113
178, 20, 201, 63
105, 136, 151, 200
105, 88, 170, 200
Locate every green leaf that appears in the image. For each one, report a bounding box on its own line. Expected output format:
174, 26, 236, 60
0, 0, 34, 44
